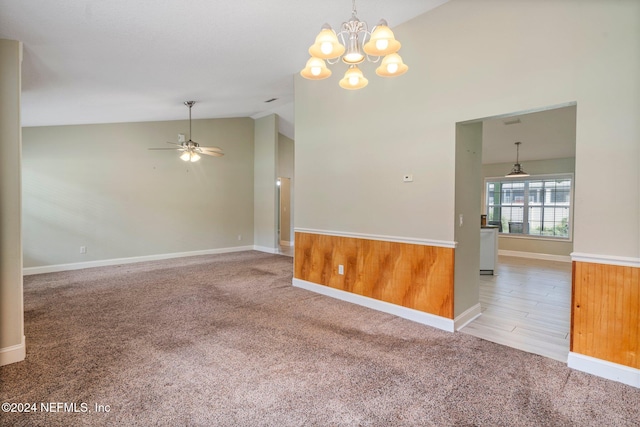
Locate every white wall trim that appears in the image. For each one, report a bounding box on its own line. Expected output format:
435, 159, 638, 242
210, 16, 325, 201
454, 303, 482, 331
293, 278, 455, 332
499, 250, 571, 263
254, 245, 279, 254
23, 246, 256, 275
279, 240, 293, 247
570, 252, 640, 268
568, 352, 639, 388
294, 228, 457, 249
0, 335, 25, 366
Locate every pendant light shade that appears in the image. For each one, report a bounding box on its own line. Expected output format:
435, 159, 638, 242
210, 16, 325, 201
505, 142, 529, 177
375, 53, 409, 77
363, 20, 401, 56
308, 26, 345, 59
300, 57, 332, 80
339, 65, 368, 90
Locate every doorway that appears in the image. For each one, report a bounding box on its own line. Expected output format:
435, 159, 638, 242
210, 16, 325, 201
277, 177, 293, 256
455, 103, 577, 362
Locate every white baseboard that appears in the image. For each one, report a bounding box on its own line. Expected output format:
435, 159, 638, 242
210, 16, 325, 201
454, 303, 482, 331
254, 245, 279, 254
0, 335, 25, 366
292, 278, 455, 332
498, 250, 571, 263
568, 352, 639, 388
23, 246, 256, 275
279, 240, 293, 247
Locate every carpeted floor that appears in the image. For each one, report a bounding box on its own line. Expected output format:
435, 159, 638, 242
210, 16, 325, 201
1, 250, 638, 426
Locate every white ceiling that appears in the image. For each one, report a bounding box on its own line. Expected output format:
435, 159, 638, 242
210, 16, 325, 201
0, 0, 448, 139
481, 105, 577, 164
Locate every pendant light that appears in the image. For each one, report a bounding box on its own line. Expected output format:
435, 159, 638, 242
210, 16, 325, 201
505, 142, 529, 177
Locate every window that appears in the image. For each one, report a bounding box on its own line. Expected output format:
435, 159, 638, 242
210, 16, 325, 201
485, 174, 572, 239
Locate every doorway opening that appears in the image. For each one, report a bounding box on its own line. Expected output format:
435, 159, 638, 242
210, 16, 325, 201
277, 177, 293, 257
455, 102, 577, 362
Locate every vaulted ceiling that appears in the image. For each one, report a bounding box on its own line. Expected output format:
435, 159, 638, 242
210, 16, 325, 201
0, 0, 447, 138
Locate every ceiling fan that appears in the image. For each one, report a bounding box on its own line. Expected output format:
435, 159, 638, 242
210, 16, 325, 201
149, 101, 224, 162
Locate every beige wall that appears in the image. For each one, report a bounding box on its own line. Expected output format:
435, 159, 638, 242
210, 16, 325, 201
23, 117, 255, 268
295, 0, 640, 260
454, 122, 483, 316
253, 115, 278, 250
0, 39, 25, 363
483, 157, 575, 257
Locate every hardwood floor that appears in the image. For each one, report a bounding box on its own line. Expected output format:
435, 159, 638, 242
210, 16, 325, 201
460, 256, 572, 362
278, 244, 294, 257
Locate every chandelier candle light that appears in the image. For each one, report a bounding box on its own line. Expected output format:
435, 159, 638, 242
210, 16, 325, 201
300, 0, 408, 90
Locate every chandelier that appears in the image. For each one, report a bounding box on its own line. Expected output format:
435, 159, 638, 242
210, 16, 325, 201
300, 0, 408, 90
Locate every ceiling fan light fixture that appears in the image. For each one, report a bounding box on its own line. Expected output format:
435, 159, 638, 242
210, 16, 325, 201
180, 151, 191, 161
190, 152, 201, 162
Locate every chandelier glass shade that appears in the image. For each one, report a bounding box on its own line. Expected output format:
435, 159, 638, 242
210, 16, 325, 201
300, 57, 332, 80
339, 65, 368, 90
300, 1, 408, 90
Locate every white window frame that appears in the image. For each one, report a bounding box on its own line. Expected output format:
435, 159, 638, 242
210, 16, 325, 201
483, 173, 574, 242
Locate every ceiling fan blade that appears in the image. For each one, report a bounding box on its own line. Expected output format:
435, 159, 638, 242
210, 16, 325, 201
166, 141, 183, 146
200, 151, 224, 157
148, 148, 180, 151
199, 146, 223, 152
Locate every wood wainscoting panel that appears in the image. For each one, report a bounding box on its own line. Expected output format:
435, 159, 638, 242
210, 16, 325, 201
294, 232, 454, 319
572, 261, 639, 369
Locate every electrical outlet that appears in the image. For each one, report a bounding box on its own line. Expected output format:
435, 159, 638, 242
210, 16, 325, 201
459, 214, 464, 227
237, 234, 242, 241
80, 246, 87, 254
338, 265, 344, 275
403, 174, 414, 182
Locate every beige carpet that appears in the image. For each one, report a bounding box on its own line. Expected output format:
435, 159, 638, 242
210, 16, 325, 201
1, 250, 638, 426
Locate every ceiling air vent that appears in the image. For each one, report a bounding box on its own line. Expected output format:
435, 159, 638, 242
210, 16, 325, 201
503, 118, 521, 125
